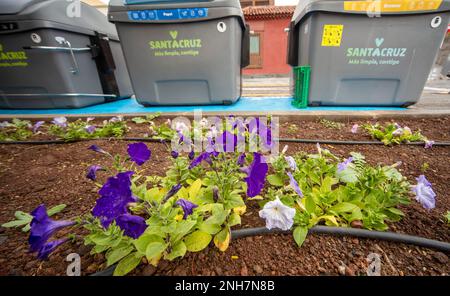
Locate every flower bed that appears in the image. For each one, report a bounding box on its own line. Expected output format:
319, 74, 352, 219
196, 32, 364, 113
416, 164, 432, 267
0, 116, 449, 276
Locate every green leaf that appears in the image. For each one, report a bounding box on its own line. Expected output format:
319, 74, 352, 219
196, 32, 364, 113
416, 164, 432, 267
145, 242, 167, 260
227, 212, 241, 227
386, 207, 405, 216
14, 211, 32, 221
113, 252, 142, 276
106, 246, 134, 267
133, 234, 165, 255
1, 219, 29, 228
305, 196, 316, 214
184, 231, 212, 252
172, 220, 197, 241
267, 174, 284, 187
293, 226, 308, 247
189, 179, 202, 200
47, 204, 67, 216
198, 222, 222, 235
165, 241, 187, 261
329, 202, 358, 214
337, 167, 359, 183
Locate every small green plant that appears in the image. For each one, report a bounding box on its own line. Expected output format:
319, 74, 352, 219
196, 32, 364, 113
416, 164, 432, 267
131, 113, 161, 124
319, 118, 345, 130
287, 124, 299, 133
265, 147, 411, 247
48, 117, 128, 141
445, 211, 450, 226
363, 122, 427, 145
420, 162, 430, 173
0, 119, 33, 141
2, 204, 66, 232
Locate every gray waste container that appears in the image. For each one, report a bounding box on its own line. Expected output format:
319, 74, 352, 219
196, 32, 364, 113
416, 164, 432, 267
108, 0, 249, 106
0, 0, 133, 109
287, 0, 450, 106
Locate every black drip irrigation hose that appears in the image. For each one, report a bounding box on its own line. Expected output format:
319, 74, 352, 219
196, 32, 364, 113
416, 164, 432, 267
1, 137, 450, 146
91, 226, 450, 276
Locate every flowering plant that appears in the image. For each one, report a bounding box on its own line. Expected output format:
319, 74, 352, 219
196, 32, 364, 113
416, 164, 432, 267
363, 122, 428, 146
48, 117, 128, 141
264, 145, 412, 247
0, 118, 35, 141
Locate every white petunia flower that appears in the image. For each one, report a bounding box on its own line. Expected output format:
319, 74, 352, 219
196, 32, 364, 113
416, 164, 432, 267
259, 198, 296, 231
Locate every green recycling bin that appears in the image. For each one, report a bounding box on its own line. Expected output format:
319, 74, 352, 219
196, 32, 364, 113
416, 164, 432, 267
108, 0, 250, 106
287, 0, 450, 106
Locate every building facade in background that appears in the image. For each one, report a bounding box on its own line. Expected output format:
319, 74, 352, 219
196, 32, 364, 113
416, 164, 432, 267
243, 5, 295, 76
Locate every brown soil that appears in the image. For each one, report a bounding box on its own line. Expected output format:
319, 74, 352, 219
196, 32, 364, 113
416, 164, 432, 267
0, 117, 449, 276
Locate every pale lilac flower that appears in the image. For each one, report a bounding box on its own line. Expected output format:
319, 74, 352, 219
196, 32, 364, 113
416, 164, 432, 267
392, 128, 403, 136
109, 116, 123, 123
337, 157, 353, 172
287, 172, 303, 197
32, 121, 45, 133
85, 125, 96, 134
86, 117, 95, 122
52, 117, 67, 128
285, 156, 297, 171
351, 124, 359, 134
412, 175, 436, 210
425, 140, 434, 149
0, 121, 9, 128
259, 198, 296, 231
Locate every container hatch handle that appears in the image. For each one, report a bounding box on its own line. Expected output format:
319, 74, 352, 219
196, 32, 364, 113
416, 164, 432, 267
241, 24, 250, 68
287, 21, 298, 66
89, 32, 120, 102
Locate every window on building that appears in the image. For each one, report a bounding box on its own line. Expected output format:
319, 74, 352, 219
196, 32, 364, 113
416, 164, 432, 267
249, 32, 263, 68
240, 0, 274, 8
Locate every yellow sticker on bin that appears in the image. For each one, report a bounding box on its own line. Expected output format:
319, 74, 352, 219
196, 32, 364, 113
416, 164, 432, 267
343, 0, 442, 12
321, 25, 344, 47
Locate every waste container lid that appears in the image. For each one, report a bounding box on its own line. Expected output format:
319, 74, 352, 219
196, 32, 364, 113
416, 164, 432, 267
0, 0, 119, 40
108, 0, 245, 25
292, 0, 450, 25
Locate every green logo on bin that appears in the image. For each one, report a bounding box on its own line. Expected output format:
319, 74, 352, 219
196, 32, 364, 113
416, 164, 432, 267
0, 43, 29, 67
346, 37, 407, 66
149, 31, 202, 57
169, 31, 178, 40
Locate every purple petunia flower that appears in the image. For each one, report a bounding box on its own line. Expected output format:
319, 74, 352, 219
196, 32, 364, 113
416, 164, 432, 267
52, 117, 67, 128
237, 153, 246, 166
424, 140, 434, 149
92, 171, 136, 228
248, 118, 273, 150
212, 187, 219, 203
37, 239, 68, 260
163, 184, 182, 203
189, 152, 213, 169
86, 165, 102, 181
337, 157, 353, 172
243, 153, 268, 197
285, 156, 297, 171
88, 144, 108, 155
216, 130, 237, 153
115, 214, 147, 239
287, 172, 303, 197
351, 124, 359, 134
85, 125, 96, 134
127, 142, 151, 166
171, 151, 179, 159
32, 121, 45, 133
412, 175, 436, 210
188, 151, 195, 160
176, 199, 198, 219
29, 205, 75, 253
